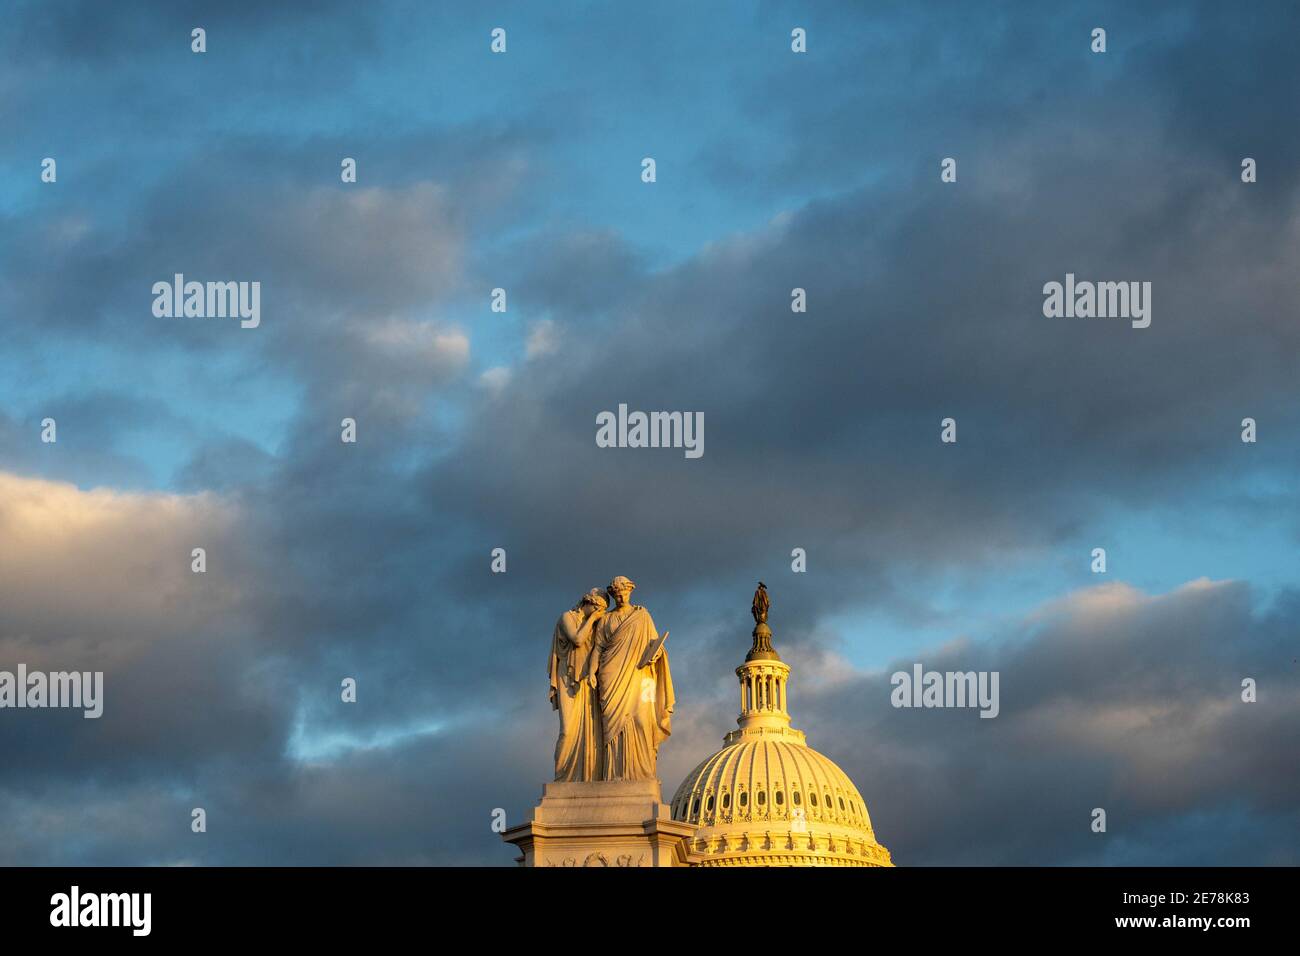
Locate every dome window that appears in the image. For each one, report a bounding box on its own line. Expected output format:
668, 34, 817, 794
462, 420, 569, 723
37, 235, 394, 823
691, 797, 700, 818
809, 792, 818, 807
721, 792, 731, 810
706, 795, 715, 813
739, 791, 748, 808
792, 790, 801, 806
775, 789, 784, 806
756, 789, 766, 806
838, 797, 846, 812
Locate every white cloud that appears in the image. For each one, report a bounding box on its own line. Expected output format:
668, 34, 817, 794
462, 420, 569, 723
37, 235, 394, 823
0, 471, 244, 663
525, 319, 559, 359
362, 319, 470, 375
478, 366, 511, 392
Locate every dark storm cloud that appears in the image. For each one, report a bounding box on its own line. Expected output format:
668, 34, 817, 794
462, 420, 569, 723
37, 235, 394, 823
2, 151, 486, 345
424, 121, 1300, 622
4, 0, 374, 69
792, 579, 1300, 865
0, 719, 541, 866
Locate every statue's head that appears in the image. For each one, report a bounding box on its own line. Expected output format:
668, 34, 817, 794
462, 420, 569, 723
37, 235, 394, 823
607, 575, 636, 604
574, 588, 607, 613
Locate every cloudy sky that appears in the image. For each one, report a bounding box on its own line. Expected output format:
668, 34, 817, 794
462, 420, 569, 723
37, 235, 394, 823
1, 0, 1297, 865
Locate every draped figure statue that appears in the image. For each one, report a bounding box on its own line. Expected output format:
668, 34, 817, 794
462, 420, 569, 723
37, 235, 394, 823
594, 575, 674, 781
549, 589, 607, 781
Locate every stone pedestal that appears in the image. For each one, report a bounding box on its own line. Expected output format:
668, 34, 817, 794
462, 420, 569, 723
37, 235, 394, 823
502, 779, 696, 867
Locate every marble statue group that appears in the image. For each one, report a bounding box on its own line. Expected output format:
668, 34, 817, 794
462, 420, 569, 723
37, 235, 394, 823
549, 575, 674, 782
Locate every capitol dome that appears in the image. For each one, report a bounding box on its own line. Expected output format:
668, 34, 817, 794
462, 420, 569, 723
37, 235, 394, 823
671, 607, 893, 867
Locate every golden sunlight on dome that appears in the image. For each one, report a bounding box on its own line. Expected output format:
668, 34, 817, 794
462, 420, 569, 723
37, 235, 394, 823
670, 586, 894, 867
